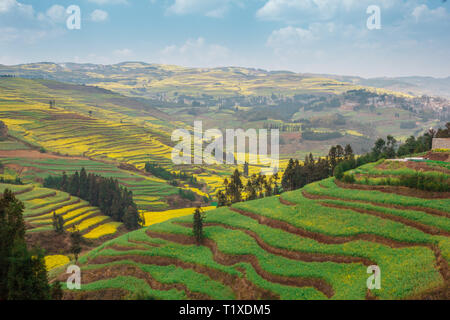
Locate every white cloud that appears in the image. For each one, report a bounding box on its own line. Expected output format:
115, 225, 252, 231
167, 0, 242, 18
87, 0, 128, 4
267, 26, 314, 49
91, 9, 109, 22
38, 4, 67, 23
0, 0, 33, 16
114, 48, 133, 57
160, 37, 231, 67
256, 0, 359, 22
412, 5, 447, 22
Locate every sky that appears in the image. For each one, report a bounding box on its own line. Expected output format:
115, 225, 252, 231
0, 0, 449, 78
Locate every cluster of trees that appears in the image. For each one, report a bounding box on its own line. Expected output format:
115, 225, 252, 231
145, 162, 204, 189
333, 137, 398, 181
396, 122, 449, 157
145, 162, 174, 180
44, 168, 141, 230
263, 122, 302, 132
0, 189, 62, 300
215, 123, 450, 206
435, 122, 450, 138
0, 176, 23, 185
282, 145, 354, 192
178, 189, 196, 202
216, 169, 281, 206
302, 130, 343, 141
335, 123, 449, 185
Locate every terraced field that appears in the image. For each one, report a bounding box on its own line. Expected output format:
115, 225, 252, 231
0, 183, 123, 239
0, 154, 179, 210
61, 163, 449, 300
0, 77, 278, 201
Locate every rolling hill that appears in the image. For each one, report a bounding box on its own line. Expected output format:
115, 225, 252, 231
53, 158, 449, 300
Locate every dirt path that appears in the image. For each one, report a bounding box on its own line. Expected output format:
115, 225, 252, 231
278, 198, 449, 284
176, 221, 375, 266
60, 263, 211, 300
90, 252, 277, 300
299, 191, 450, 219
146, 230, 335, 298
0, 149, 87, 160
335, 180, 450, 199
318, 202, 450, 237
230, 207, 427, 249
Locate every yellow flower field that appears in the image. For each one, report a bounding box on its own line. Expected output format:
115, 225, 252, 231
44, 255, 70, 271
142, 206, 216, 227
76, 216, 109, 231
83, 222, 122, 239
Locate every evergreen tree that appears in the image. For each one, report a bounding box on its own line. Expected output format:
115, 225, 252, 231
193, 207, 205, 245
123, 205, 141, 230
52, 212, 64, 234
79, 168, 88, 200
61, 171, 68, 192
225, 169, 244, 204
7, 244, 50, 300
344, 144, 354, 160
70, 226, 82, 263
243, 162, 249, 177
69, 171, 80, 196
216, 190, 227, 207
0, 189, 25, 299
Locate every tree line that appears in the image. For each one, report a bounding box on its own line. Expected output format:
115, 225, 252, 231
217, 169, 281, 207
215, 122, 449, 204
44, 168, 142, 230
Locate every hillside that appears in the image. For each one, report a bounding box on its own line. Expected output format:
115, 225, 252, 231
55, 159, 449, 300
1, 71, 446, 163
0, 62, 408, 99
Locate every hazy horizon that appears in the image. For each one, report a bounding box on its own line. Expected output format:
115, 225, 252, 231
2, 60, 450, 81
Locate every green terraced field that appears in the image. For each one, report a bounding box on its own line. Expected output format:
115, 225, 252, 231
63, 164, 449, 300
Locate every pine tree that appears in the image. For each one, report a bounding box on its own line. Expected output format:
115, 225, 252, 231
7, 241, 50, 300
70, 226, 82, 263
61, 171, 68, 192
52, 212, 64, 234
226, 169, 244, 204
79, 168, 88, 199
123, 205, 141, 230
7, 244, 50, 300
193, 207, 205, 245
0, 189, 25, 299
344, 144, 354, 160
243, 162, 249, 177
68, 171, 80, 196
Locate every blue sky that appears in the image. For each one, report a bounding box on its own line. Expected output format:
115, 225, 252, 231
0, 0, 449, 77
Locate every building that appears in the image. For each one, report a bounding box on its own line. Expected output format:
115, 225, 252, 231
432, 138, 450, 150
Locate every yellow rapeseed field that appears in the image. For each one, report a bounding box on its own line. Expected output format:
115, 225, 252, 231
142, 206, 216, 227
44, 255, 70, 271
83, 222, 122, 239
